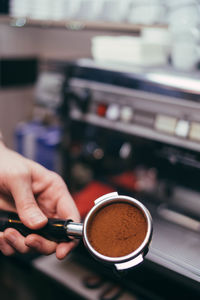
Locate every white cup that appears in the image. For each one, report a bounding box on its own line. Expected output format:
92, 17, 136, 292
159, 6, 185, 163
168, 4, 200, 29
171, 42, 200, 71
62, 0, 82, 19
76, 0, 104, 20
99, 0, 131, 22
127, 4, 166, 25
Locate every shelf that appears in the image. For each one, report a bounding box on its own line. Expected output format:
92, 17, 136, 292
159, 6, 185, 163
0, 15, 167, 33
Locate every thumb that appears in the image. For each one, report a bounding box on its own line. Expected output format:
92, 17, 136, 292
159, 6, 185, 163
10, 174, 47, 229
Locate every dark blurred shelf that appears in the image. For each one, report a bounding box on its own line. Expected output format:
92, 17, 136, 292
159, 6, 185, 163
0, 15, 167, 33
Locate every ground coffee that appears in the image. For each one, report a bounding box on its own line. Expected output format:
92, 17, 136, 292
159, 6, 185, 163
87, 202, 147, 258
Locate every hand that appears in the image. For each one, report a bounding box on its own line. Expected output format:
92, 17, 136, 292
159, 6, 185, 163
0, 143, 80, 259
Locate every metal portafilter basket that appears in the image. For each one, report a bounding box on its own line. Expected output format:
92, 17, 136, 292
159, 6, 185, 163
0, 192, 153, 270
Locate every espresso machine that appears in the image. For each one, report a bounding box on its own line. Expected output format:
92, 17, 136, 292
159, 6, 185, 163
33, 59, 200, 300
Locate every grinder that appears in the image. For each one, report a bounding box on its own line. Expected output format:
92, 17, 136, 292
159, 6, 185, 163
0, 192, 153, 270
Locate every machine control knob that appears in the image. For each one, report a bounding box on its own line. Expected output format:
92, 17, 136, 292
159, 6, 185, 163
65, 87, 91, 113
77, 88, 91, 113
74, 88, 91, 113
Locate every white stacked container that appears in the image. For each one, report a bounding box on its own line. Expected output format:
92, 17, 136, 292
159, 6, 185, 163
127, 0, 167, 25
75, 0, 104, 20
168, 0, 200, 71
98, 0, 132, 22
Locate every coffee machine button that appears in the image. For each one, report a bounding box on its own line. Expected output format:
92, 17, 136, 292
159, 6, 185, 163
189, 122, 200, 142
175, 120, 190, 137
97, 103, 108, 117
78, 88, 91, 113
120, 106, 133, 123
106, 104, 120, 121
155, 114, 177, 135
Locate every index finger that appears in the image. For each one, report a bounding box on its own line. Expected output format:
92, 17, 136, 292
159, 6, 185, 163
57, 189, 80, 222
10, 176, 47, 229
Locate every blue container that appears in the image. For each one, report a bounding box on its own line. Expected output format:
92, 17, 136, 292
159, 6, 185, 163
15, 121, 61, 172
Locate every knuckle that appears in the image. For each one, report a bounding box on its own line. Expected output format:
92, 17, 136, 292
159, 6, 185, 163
8, 167, 30, 182
4, 229, 12, 240
48, 172, 66, 190
50, 171, 63, 181
17, 168, 30, 180
0, 237, 15, 256
50, 171, 62, 182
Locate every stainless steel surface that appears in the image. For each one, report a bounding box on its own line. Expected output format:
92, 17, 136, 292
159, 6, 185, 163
157, 206, 200, 232
147, 212, 200, 282
33, 254, 138, 300
77, 58, 200, 94
66, 192, 152, 270
63, 60, 200, 285
68, 77, 200, 152
66, 222, 83, 238
83, 192, 153, 269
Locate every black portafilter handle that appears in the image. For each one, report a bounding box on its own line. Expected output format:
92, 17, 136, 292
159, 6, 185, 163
0, 210, 74, 243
